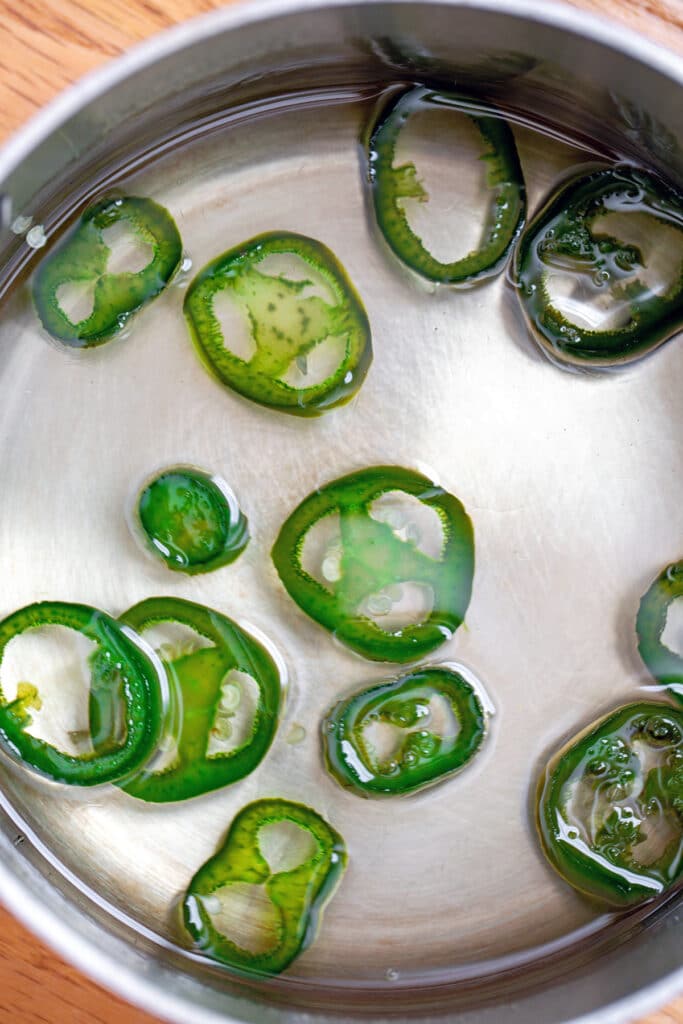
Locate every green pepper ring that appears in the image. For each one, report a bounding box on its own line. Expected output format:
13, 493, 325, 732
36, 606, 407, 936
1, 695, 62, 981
368, 86, 526, 285
323, 665, 488, 796
512, 165, 683, 367
637, 560, 683, 701
104, 597, 282, 803
0, 601, 164, 786
135, 466, 250, 575
183, 231, 372, 417
182, 797, 347, 975
272, 465, 474, 663
537, 701, 683, 907
33, 195, 182, 348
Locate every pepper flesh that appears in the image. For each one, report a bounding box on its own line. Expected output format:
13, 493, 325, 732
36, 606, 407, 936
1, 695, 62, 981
637, 560, 683, 702
513, 165, 683, 367
368, 86, 526, 285
271, 465, 474, 663
537, 701, 683, 906
136, 467, 249, 574
92, 597, 282, 803
33, 196, 182, 347
183, 231, 372, 416
0, 601, 163, 786
182, 798, 347, 974
323, 665, 488, 796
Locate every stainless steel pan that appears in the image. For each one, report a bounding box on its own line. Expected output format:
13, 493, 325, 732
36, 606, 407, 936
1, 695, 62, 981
0, 2, 681, 1021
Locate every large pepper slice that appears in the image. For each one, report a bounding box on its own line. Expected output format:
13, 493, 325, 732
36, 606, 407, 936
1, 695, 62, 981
367, 86, 526, 285
513, 165, 683, 367
271, 466, 474, 663
33, 196, 182, 348
537, 701, 683, 907
135, 466, 249, 575
636, 560, 683, 702
0, 601, 163, 786
182, 798, 347, 975
183, 232, 372, 416
95, 597, 282, 803
323, 665, 488, 796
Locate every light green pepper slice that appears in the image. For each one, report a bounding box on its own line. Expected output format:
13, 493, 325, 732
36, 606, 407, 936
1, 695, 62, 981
33, 196, 182, 347
183, 232, 372, 416
182, 798, 347, 974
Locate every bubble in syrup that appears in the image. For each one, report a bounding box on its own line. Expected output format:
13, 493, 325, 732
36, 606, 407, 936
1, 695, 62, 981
286, 723, 306, 745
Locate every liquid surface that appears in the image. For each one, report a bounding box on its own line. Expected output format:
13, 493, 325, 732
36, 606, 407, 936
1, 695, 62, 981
0, 88, 682, 987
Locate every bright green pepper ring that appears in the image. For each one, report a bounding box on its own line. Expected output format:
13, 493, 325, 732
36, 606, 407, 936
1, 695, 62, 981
272, 465, 474, 663
33, 196, 182, 348
323, 665, 489, 796
636, 560, 683, 702
182, 797, 347, 975
0, 601, 164, 786
367, 86, 526, 286
102, 596, 282, 803
183, 231, 372, 417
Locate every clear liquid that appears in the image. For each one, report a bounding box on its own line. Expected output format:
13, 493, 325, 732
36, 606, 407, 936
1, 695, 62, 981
0, 86, 681, 989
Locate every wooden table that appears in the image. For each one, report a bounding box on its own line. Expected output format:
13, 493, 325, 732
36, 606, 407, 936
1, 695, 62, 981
0, 0, 682, 1021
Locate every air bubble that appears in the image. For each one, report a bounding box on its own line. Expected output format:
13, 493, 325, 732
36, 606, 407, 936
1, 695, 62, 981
212, 714, 233, 740
26, 225, 47, 249
367, 594, 392, 616
11, 215, 32, 235
385, 968, 399, 981
220, 682, 242, 712
286, 723, 306, 745
322, 552, 342, 582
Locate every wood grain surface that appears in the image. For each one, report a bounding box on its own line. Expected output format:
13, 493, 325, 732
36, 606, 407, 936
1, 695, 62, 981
0, 1, 682, 1023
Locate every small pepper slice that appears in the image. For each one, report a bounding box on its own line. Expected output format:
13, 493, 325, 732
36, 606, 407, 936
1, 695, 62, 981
537, 701, 683, 907
182, 798, 347, 975
636, 560, 683, 701
94, 597, 282, 803
367, 86, 526, 285
272, 466, 474, 663
513, 165, 683, 367
135, 466, 249, 574
183, 232, 372, 416
0, 601, 163, 786
33, 196, 182, 348
323, 665, 488, 796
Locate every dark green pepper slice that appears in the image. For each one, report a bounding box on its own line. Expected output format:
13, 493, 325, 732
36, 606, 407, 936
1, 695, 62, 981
135, 466, 249, 574
182, 798, 347, 974
367, 86, 526, 285
537, 701, 683, 907
32, 196, 182, 348
323, 665, 488, 796
513, 165, 683, 366
637, 560, 683, 701
271, 466, 474, 663
0, 601, 163, 786
93, 597, 282, 803
183, 232, 372, 416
